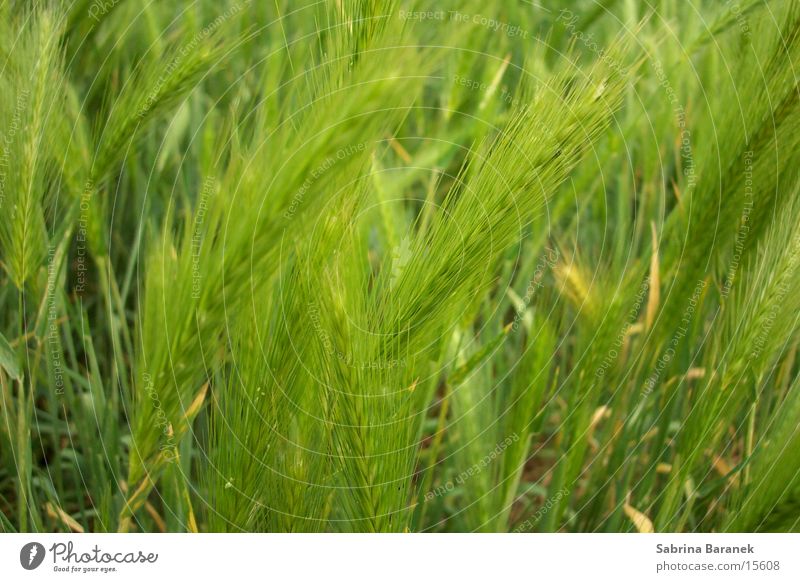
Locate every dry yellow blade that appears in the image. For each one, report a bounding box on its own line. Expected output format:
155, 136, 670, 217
45, 502, 85, 533
590, 405, 610, 431
388, 135, 411, 164
623, 502, 654, 533
144, 502, 167, 533
686, 367, 706, 380
182, 382, 209, 424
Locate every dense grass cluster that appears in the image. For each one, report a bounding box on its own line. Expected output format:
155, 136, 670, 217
1, 0, 799, 533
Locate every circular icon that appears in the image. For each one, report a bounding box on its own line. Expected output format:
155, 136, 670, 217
20, 542, 46, 570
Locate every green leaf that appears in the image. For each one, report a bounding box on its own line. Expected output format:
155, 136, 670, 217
0, 332, 21, 381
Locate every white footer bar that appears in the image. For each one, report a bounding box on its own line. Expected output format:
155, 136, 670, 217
1, 533, 798, 580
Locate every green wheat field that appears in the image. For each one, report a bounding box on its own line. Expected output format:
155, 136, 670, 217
0, 0, 799, 533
